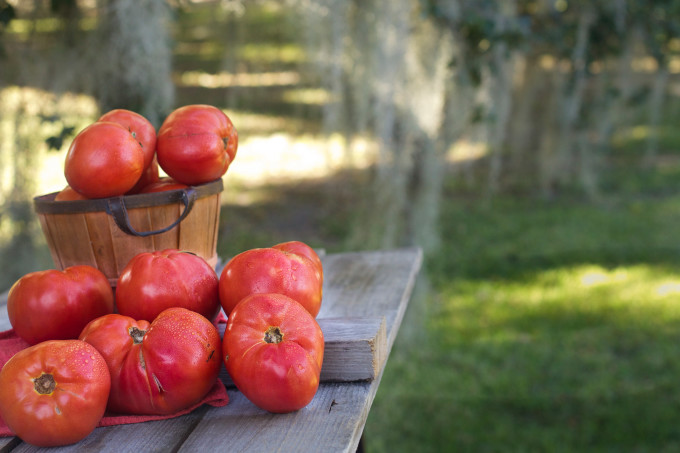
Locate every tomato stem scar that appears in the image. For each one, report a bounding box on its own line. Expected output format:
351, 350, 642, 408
129, 326, 146, 344
264, 326, 283, 344
34, 373, 56, 395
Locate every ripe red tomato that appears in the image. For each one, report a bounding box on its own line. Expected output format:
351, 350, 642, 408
0, 340, 110, 447
54, 185, 88, 201
139, 176, 188, 193
223, 293, 324, 413
272, 241, 323, 285
219, 241, 323, 317
156, 104, 238, 185
98, 109, 157, 171
116, 249, 220, 322
127, 154, 160, 194
7, 266, 114, 345
79, 308, 222, 415
64, 121, 145, 198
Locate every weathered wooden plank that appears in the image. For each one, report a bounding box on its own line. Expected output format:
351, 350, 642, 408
9, 406, 210, 453
319, 247, 422, 354
318, 317, 386, 382
218, 316, 387, 386
0, 435, 21, 453
177, 383, 372, 453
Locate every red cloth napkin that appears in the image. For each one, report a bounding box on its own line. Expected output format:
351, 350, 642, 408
0, 320, 229, 438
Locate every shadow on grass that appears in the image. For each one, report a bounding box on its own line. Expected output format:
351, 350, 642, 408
369, 386, 680, 452
367, 269, 680, 452
364, 186, 680, 453
215, 168, 367, 258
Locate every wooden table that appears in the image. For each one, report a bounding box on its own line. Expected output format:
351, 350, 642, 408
0, 247, 422, 453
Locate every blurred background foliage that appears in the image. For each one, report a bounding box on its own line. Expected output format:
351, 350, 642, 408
2, 0, 680, 451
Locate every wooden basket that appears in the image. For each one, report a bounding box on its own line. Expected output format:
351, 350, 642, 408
33, 179, 223, 286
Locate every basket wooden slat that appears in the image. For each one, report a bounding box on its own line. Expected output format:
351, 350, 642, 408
178, 192, 221, 268
34, 179, 223, 286
147, 203, 181, 251
85, 212, 118, 279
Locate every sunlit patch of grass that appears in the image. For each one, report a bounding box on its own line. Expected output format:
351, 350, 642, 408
173, 41, 224, 60
281, 88, 332, 105
6, 16, 98, 38
611, 123, 680, 159
367, 186, 680, 452
238, 43, 307, 64
226, 132, 376, 187
436, 264, 680, 346
368, 262, 680, 452
176, 70, 301, 88
445, 139, 489, 164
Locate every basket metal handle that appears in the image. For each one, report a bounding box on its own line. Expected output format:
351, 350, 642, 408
106, 188, 197, 237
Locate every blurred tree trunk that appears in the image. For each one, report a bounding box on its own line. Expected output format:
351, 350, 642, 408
295, 0, 457, 251
404, 22, 454, 252
643, 58, 669, 167
506, 52, 553, 191
442, 2, 483, 190
584, 12, 640, 199
485, 0, 517, 197
88, 0, 174, 127
218, 3, 246, 110
538, 62, 563, 197
595, 26, 638, 151
345, 0, 374, 158
289, 0, 677, 250
51, 0, 81, 46
297, 0, 355, 165
541, 5, 595, 197
360, 0, 412, 249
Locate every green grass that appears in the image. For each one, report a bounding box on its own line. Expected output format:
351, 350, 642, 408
365, 193, 680, 452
